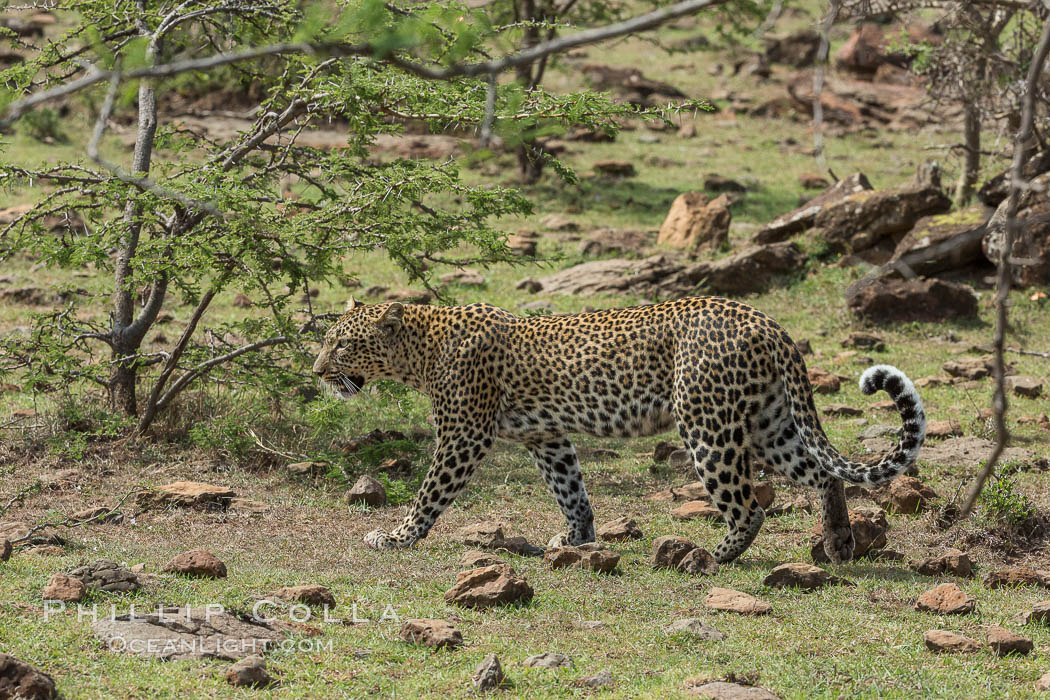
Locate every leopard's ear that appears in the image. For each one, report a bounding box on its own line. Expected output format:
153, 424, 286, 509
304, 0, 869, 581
377, 302, 404, 333
346, 296, 360, 312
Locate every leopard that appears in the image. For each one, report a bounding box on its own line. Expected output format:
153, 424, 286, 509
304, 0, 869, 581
312, 295, 926, 564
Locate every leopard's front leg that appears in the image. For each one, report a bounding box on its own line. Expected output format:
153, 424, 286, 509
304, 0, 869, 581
365, 392, 496, 550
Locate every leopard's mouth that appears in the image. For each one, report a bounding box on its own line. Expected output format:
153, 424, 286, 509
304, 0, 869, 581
331, 374, 366, 399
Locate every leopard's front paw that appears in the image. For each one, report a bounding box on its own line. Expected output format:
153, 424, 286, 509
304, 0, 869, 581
365, 529, 399, 550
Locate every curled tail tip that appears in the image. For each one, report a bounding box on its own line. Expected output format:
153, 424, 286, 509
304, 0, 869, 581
860, 364, 910, 397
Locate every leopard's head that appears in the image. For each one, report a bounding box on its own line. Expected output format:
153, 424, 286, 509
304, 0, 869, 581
312, 298, 405, 399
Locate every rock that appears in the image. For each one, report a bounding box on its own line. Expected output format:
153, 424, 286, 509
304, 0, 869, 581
400, 619, 462, 649
648, 481, 710, 503
942, 356, 993, 380
983, 568, 1050, 590
654, 441, 679, 462
767, 495, 812, 517
983, 171, 1050, 286
508, 234, 538, 257
473, 653, 504, 691
454, 522, 542, 556
987, 626, 1033, 656
1006, 376, 1043, 399
137, 481, 235, 510
755, 173, 872, 244
544, 545, 620, 573
922, 437, 1033, 469
799, 173, 830, 190
21, 545, 64, 557
677, 548, 719, 576
0, 521, 61, 546
673, 500, 722, 521
811, 509, 888, 563
162, 550, 228, 579
763, 562, 851, 591
834, 22, 917, 78
690, 681, 779, 699
68, 560, 140, 593
663, 618, 725, 640
439, 268, 485, 287
841, 332, 886, 351
580, 63, 687, 107
1036, 672, 1050, 692
915, 583, 976, 615
824, 404, 863, 418
522, 652, 572, 669
979, 149, 1050, 207
228, 498, 269, 513
579, 229, 653, 257
1019, 601, 1050, 625
871, 476, 938, 515
225, 655, 272, 688
653, 535, 700, 569
910, 549, 974, 578
846, 278, 979, 323
1, 538, 10, 562
765, 29, 821, 67
576, 669, 614, 688
926, 420, 962, 438
70, 507, 122, 525
924, 629, 980, 654
886, 207, 986, 278
0, 653, 58, 699
345, 475, 387, 507
232, 293, 252, 308
754, 482, 775, 510
704, 587, 771, 615
274, 585, 335, 607
444, 565, 533, 608
540, 214, 578, 231
704, 174, 748, 193
701, 242, 805, 295
459, 550, 506, 569
93, 607, 285, 660
808, 368, 841, 395
657, 192, 731, 253
42, 573, 86, 602
593, 159, 636, 177
668, 449, 692, 470
515, 277, 542, 293
520, 300, 553, 314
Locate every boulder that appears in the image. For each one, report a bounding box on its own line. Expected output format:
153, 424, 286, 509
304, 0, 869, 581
162, 549, 227, 579
703, 587, 772, 615
923, 629, 980, 654
755, 173, 872, 244
885, 207, 987, 277
225, 655, 272, 688
400, 619, 463, 649
764, 29, 821, 67
473, 653, 504, 691
986, 625, 1033, 656
42, 573, 86, 602
845, 278, 978, 323
0, 653, 57, 699
699, 242, 806, 294
657, 192, 730, 253
345, 475, 387, 507
136, 481, 235, 510
597, 517, 643, 542
982, 171, 1050, 287
915, 583, 976, 615
814, 183, 951, 256
910, 549, 973, 578
443, 565, 533, 608
762, 562, 851, 591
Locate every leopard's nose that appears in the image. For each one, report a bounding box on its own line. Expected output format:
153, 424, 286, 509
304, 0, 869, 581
311, 355, 326, 376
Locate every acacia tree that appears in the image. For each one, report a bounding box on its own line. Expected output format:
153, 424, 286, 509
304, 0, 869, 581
0, 0, 727, 435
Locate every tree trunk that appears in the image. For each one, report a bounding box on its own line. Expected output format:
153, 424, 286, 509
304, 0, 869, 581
514, 0, 546, 184
109, 32, 159, 417
954, 102, 980, 208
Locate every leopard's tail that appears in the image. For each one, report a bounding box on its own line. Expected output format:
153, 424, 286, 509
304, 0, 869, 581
783, 352, 926, 486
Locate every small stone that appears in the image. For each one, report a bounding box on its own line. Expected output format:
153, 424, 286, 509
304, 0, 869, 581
1, 538, 10, 562
593, 159, 636, 177
228, 498, 269, 513
841, 332, 886, 351
663, 618, 725, 640
824, 404, 863, 417
515, 277, 542, 293
1019, 601, 1050, 625
808, 368, 841, 394
596, 517, 643, 542
1036, 672, 1050, 692
576, 669, 613, 688
545, 547, 582, 569
456, 522, 506, 548
924, 629, 980, 653
273, 585, 336, 607
690, 680, 780, 699
345, 475, 386, 507
647, 481, 710, 502
438, 269, 485, 287
473, 653, 504, 691
763, 562, 851, 591
767, 496, 812, 517
915, 583, 976, 615
136, 481, 235, 510
286, 461, 327, 477
225, 655, 272, 688
926, 420, 962, 438
910, 549, 974, 578
704, 587, 771, 615
1006, 375, 1043, 398
983, 567, 1050, 589
232, 293, 252, 308
653, 536, 698, 569
653, 441, 678, 462
872, 476, 938, 515
444, 565, 533, 608
459, 550, 506, 569
494, 536, 544, 557
942, 356, 993, 380
540, 214, 578, 231
677, 548, 719, 576
987, 625, 1033, 656
162, 549, 227, 579
668, 449, 693, 470
578, 547, 620, 573
522, 652, 572, 669
21, 545, 64, 557
42, 573, 85, 602
0, 653, 58, 699
400, 618, 462, 649
672, 500, 722, 521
